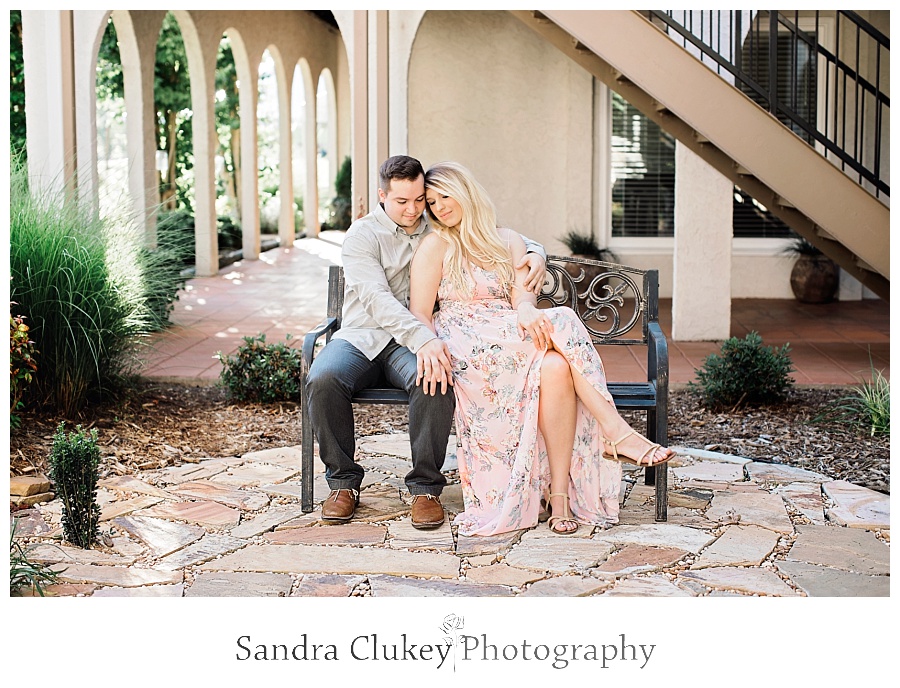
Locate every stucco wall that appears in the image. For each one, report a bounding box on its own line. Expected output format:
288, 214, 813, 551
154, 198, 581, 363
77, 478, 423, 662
408, 10, 594, 252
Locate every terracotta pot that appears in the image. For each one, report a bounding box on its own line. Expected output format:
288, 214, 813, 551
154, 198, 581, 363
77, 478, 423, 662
790, 254, 839, 303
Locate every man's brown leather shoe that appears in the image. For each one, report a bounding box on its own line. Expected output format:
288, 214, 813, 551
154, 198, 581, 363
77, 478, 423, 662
410, 494, 445, 530
322, 489, 359, 522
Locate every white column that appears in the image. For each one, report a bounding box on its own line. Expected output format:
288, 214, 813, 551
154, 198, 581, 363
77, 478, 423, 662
22, 10, 77, 198
239, 60, 260, 260
351, 10, 369, 216
369, 10, 389, 185
277, 60, 295, 247
672, 142, 732, 341
72, 10, 108, 215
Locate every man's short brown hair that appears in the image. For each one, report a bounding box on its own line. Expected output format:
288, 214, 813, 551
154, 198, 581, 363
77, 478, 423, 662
379, 155, 424, 192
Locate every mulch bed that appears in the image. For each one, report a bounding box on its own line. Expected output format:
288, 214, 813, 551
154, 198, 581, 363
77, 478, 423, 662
9, 381, 889, 498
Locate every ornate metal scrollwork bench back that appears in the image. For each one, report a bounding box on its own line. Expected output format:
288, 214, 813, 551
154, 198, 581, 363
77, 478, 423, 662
300, 256, 669, 520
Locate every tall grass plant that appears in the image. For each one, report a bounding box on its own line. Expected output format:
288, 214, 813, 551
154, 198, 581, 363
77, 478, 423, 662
9, 157, 190, 415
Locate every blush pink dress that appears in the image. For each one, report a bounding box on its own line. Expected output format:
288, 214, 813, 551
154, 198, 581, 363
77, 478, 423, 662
433, 260, 622, 536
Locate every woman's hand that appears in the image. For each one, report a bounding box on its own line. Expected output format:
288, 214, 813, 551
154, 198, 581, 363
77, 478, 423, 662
517, 303, 554, 349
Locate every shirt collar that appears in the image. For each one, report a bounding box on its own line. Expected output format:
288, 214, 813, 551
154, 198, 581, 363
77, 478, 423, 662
375, 203, 428, 238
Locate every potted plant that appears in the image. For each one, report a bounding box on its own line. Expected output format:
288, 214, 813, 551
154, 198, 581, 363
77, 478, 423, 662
784, 236, 838, 304
558, 229, 617, 284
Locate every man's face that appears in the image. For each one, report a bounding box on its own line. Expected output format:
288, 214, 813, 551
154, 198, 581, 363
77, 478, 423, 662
378, 175, 426, 231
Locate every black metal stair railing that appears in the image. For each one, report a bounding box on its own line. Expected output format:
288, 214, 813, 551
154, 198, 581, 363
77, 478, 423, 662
644, 10, 889, 200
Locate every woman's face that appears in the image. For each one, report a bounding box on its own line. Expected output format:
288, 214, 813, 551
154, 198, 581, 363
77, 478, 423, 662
426, 188, 463, 228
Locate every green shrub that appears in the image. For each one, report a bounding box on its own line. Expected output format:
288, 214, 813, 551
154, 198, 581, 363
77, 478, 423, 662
48, 423, 101, 549
321, 156, 353, 231
10, 518, 62, 596
9, 157, 186, 414
215, 333, 303, 402
9, 308, 38, 428
819, 366, 890, 436
690, 331, 794, 410
217, 214, 243, 250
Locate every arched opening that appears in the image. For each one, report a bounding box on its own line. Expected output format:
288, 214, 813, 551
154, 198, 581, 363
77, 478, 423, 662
214, 32, 241, 251
256, 48, 279, 243
316, 68, 337, 228
94, 14, 129, 217
291, 58, 315, 236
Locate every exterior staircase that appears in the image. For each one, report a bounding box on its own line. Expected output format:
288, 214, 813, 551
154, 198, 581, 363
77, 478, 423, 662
511, 10, 889, 299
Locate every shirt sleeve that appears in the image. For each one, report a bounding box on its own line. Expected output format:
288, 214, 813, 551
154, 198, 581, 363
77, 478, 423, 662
520, 233, 547, 259
341, 230, 437, 354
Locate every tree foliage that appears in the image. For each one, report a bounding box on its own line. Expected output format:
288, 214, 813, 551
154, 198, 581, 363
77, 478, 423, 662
10, 10, 26, 159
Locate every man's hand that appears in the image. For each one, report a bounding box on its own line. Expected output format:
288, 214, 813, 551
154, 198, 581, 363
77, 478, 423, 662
516, 252, 547, 295
416, 338, 454, 396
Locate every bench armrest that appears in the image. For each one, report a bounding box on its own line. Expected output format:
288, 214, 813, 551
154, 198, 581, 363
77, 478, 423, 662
301, 317, 338, 374
647, 321, 668, 387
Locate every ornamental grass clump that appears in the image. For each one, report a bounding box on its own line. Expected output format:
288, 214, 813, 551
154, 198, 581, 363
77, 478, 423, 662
818, 362, 890, 437
216, 333, 303, 403
691, 331, 794, 410
10, 518, 61, 596
9, 155, 190, 415
48, 423, 101, 549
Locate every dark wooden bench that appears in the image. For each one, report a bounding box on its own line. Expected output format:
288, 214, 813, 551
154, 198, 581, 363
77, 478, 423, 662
300, 256, 669, 520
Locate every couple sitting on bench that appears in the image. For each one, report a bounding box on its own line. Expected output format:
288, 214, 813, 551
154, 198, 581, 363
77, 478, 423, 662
305, 155, 673, 538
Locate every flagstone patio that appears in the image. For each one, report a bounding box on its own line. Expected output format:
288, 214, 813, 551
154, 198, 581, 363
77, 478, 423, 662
13, 435, 889, 597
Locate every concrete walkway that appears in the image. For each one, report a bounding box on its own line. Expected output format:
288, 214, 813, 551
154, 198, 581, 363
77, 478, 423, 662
13, 437, 889, 597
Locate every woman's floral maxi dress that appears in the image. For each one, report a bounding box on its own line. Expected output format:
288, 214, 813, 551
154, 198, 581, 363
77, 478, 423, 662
433, 261, 622, 536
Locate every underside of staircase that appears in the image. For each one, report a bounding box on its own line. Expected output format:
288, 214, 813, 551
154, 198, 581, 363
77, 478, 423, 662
511, 10, 889, 300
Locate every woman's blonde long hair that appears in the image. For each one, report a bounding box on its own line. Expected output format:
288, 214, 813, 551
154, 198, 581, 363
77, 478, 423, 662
424, 162, 514, 296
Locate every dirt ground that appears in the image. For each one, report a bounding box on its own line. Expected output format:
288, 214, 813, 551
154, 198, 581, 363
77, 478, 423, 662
9, 381, 889, 498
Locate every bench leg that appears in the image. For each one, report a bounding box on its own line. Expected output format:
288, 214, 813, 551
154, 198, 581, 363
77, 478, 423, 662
645, 408, 668, 522
300, 394, 315, 513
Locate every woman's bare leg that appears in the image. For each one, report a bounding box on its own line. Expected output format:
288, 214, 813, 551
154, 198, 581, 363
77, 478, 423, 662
569, 369, 673, 465
538, 351, 578, 532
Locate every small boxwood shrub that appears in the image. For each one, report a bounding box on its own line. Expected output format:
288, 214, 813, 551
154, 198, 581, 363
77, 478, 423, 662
691, 331, 794, 410
216, 333, 303, 403
48, 423, 101, 549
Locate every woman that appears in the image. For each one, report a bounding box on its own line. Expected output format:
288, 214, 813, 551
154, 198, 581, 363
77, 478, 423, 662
409, 162, 673, 537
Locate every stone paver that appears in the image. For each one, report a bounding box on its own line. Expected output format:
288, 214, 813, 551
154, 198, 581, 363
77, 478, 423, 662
155, 462, 230, 484
504, 532, 615, 573
691, 525, 781, 569
357, 433, 457, 472
11, 492, 54, 508
292, 574, 366, 597
156, 534, 249, 571
28, 543, 138, 566
170, 480, 269, 511
593, 524, 717, 554
745, 462, 829, 484
230, 504, 308, 538
464, 563, 546, 587
100, 495, 164, 522
773, 482, 826, 524
99, 475, 176, 499
352, 485, 410, 522
594, 544, 688, 575
10, 509, 51, 536
186, 571, 293, 597
616, 503, 712, 528
16, 583, 98, 597
265, 523, 387, 545
92, 584, 185, 597
705, 490, 794, 534
388, 518, 454, 550
51, 563, 183, 587
668, 488, 714, 509
786, 525, 889, 575
672, 462, 745, 482
596, 575, 695, 597
677, 567, 799, 596
775, 561, 890, 597
823, 480, 890, 529
10, 475, 51, 497
456, 529, 525, 556
112, 515, 205, 557
202, 544, 461, 578
239, 446, 306, 470
139, 500, 241, 528
671, 447, 752, 464
209, 462, 300, 487
368, 574, 512, 597
519, 575, 611, 597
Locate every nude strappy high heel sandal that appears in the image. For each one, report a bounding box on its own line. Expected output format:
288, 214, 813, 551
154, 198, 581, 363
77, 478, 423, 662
546, 492, 579, 536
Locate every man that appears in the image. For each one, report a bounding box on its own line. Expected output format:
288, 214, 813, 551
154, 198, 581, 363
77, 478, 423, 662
306, 155, 546, 529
